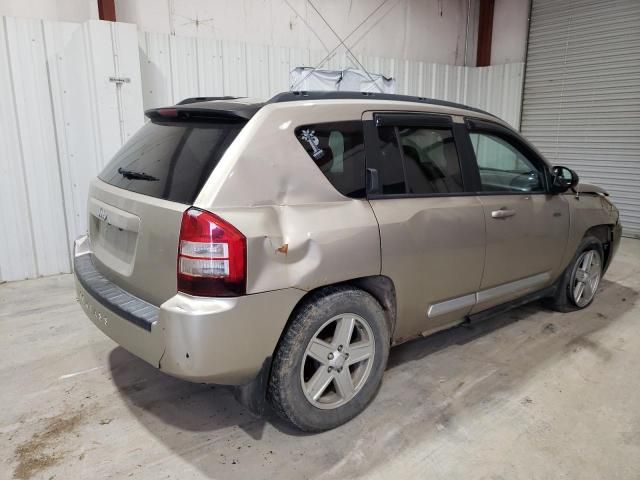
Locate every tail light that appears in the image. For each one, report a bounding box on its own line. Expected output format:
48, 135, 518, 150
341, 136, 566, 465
177, 208, 246, 297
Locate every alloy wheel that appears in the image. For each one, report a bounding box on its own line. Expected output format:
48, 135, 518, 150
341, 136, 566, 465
571, 249, 602, 307
300, 314, 376, 409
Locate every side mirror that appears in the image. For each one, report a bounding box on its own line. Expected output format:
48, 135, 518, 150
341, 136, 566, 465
551, 165, 579, 194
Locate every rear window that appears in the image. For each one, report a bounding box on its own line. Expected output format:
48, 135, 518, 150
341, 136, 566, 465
295, 121, 366, 198
99, 120, 244, 204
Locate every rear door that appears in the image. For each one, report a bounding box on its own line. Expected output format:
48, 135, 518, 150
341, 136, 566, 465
364, 112, 486, 340
89, 111, 246, 305
464, 119, 570, 311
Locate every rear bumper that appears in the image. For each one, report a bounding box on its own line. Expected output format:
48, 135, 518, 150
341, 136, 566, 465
74, 236, 304, 385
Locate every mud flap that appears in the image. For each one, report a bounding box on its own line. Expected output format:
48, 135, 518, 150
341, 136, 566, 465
232, 357, 272, 416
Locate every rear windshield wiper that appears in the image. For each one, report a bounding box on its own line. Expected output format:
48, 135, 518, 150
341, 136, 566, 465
117, 167, 159, 181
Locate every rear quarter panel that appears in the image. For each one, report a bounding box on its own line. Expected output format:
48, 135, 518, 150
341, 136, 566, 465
194, 101, 383, 294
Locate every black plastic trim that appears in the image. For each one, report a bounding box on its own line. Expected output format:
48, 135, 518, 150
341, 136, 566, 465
268, 91, 498, 118
368, 191, 477, 200
374, 112, 452, 128
452, 122, 479, 192
363, 119, 383, 195
145, 103, 261, 122
177, 96, 242, 105
74, 254, 158, 332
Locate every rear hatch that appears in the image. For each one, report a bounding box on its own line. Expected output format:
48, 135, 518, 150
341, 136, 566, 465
88, 102, 255, 306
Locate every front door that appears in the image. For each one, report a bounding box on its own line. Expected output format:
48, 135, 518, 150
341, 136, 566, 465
465, 121, 570, 311
364, 112, 486, 340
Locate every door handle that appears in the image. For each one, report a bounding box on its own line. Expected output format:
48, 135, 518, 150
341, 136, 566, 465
491, 208, 516, 219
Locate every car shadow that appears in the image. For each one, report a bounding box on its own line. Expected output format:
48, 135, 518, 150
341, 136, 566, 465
108, 278, 638, 479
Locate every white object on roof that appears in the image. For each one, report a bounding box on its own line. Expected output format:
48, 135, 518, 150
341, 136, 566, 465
290, 67, 396, 94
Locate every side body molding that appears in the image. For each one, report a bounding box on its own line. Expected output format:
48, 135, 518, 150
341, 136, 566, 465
427, 272, 551, 319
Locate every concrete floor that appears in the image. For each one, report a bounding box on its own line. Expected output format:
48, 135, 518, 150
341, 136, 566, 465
1, 240, 640, 480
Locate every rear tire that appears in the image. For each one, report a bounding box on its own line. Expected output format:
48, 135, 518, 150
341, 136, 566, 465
547, 235, 604, 312
268, 286, 390, 432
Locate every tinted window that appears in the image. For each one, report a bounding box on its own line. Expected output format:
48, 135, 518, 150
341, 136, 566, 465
99, 120, 243, 204
375, 125, 463, 195
470, 132, 544, 193
397, 126, 463, 194
295, 122, 365, 198
376, 126, 407, 194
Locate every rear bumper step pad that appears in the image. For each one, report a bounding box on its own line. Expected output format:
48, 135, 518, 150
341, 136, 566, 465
74, 254, 158, 331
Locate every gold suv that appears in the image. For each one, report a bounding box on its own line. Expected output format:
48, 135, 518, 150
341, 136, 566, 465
74, 92, 621, 431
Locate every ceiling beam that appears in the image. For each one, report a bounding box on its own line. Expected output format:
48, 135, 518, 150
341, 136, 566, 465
476, 0, 495, 67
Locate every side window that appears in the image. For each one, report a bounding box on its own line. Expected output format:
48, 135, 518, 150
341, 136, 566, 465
375, 125, 463, 195
470, 132, 545, 193
295, 121, 365, 198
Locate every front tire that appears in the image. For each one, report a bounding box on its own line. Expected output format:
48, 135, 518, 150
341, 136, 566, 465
548, 236, 604, 312
268, 286, 390, 432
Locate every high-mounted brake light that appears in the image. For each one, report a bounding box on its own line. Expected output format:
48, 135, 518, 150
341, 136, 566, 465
157, 108, 178, 117
177, 208, 246, 297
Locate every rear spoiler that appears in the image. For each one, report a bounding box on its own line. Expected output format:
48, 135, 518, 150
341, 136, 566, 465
145, 99, 263, 122
177, 96, 241, 105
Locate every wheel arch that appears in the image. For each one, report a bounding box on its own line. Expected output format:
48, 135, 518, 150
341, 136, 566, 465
583, 223, 615, 270
288, 275, 397, 341
233, 275, 397, 415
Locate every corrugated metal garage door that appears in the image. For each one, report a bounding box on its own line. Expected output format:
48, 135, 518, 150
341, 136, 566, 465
520, 0, 640, 238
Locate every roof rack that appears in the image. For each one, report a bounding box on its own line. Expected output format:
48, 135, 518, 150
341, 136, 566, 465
177, 96, 242, 105
267, 91, 496, 118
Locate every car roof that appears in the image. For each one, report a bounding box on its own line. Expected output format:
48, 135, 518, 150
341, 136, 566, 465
267, 91, 497, 118
149, 91, 498, 122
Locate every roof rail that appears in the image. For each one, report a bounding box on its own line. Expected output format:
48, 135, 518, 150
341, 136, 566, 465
267, 91, 496, 118
177, 96, 243, 105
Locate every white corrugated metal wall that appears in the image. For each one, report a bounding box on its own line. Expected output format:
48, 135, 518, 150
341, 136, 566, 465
0, 16, 525, 282
521, 0, 640, 238
0, 16, 144, 282
139, 31, 525, 128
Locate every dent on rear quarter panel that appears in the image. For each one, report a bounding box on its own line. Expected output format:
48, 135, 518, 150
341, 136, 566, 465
194, 102, 383, 294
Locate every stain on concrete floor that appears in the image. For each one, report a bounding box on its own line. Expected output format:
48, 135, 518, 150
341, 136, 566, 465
13, 411, 85, 479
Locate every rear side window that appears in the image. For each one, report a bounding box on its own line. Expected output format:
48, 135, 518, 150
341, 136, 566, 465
99, 120, 244, 204
375, 125, 463, 195
295, 121, 366, 198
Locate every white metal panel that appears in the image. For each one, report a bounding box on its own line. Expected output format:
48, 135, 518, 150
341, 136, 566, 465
43, 19, 100, 247
112, 21, 144, 145
222, 40, 248, 97
3, 16, 70, 277
169, 34, 199, 104
0, 17, 37, 281
268, 45, 293, 95
138, 31, 173, 108
84, 21, 122, 167
0, 17, 144, 282
521, 0, 640, 237
197, 37, 224, 97
246, 43, 271, 99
